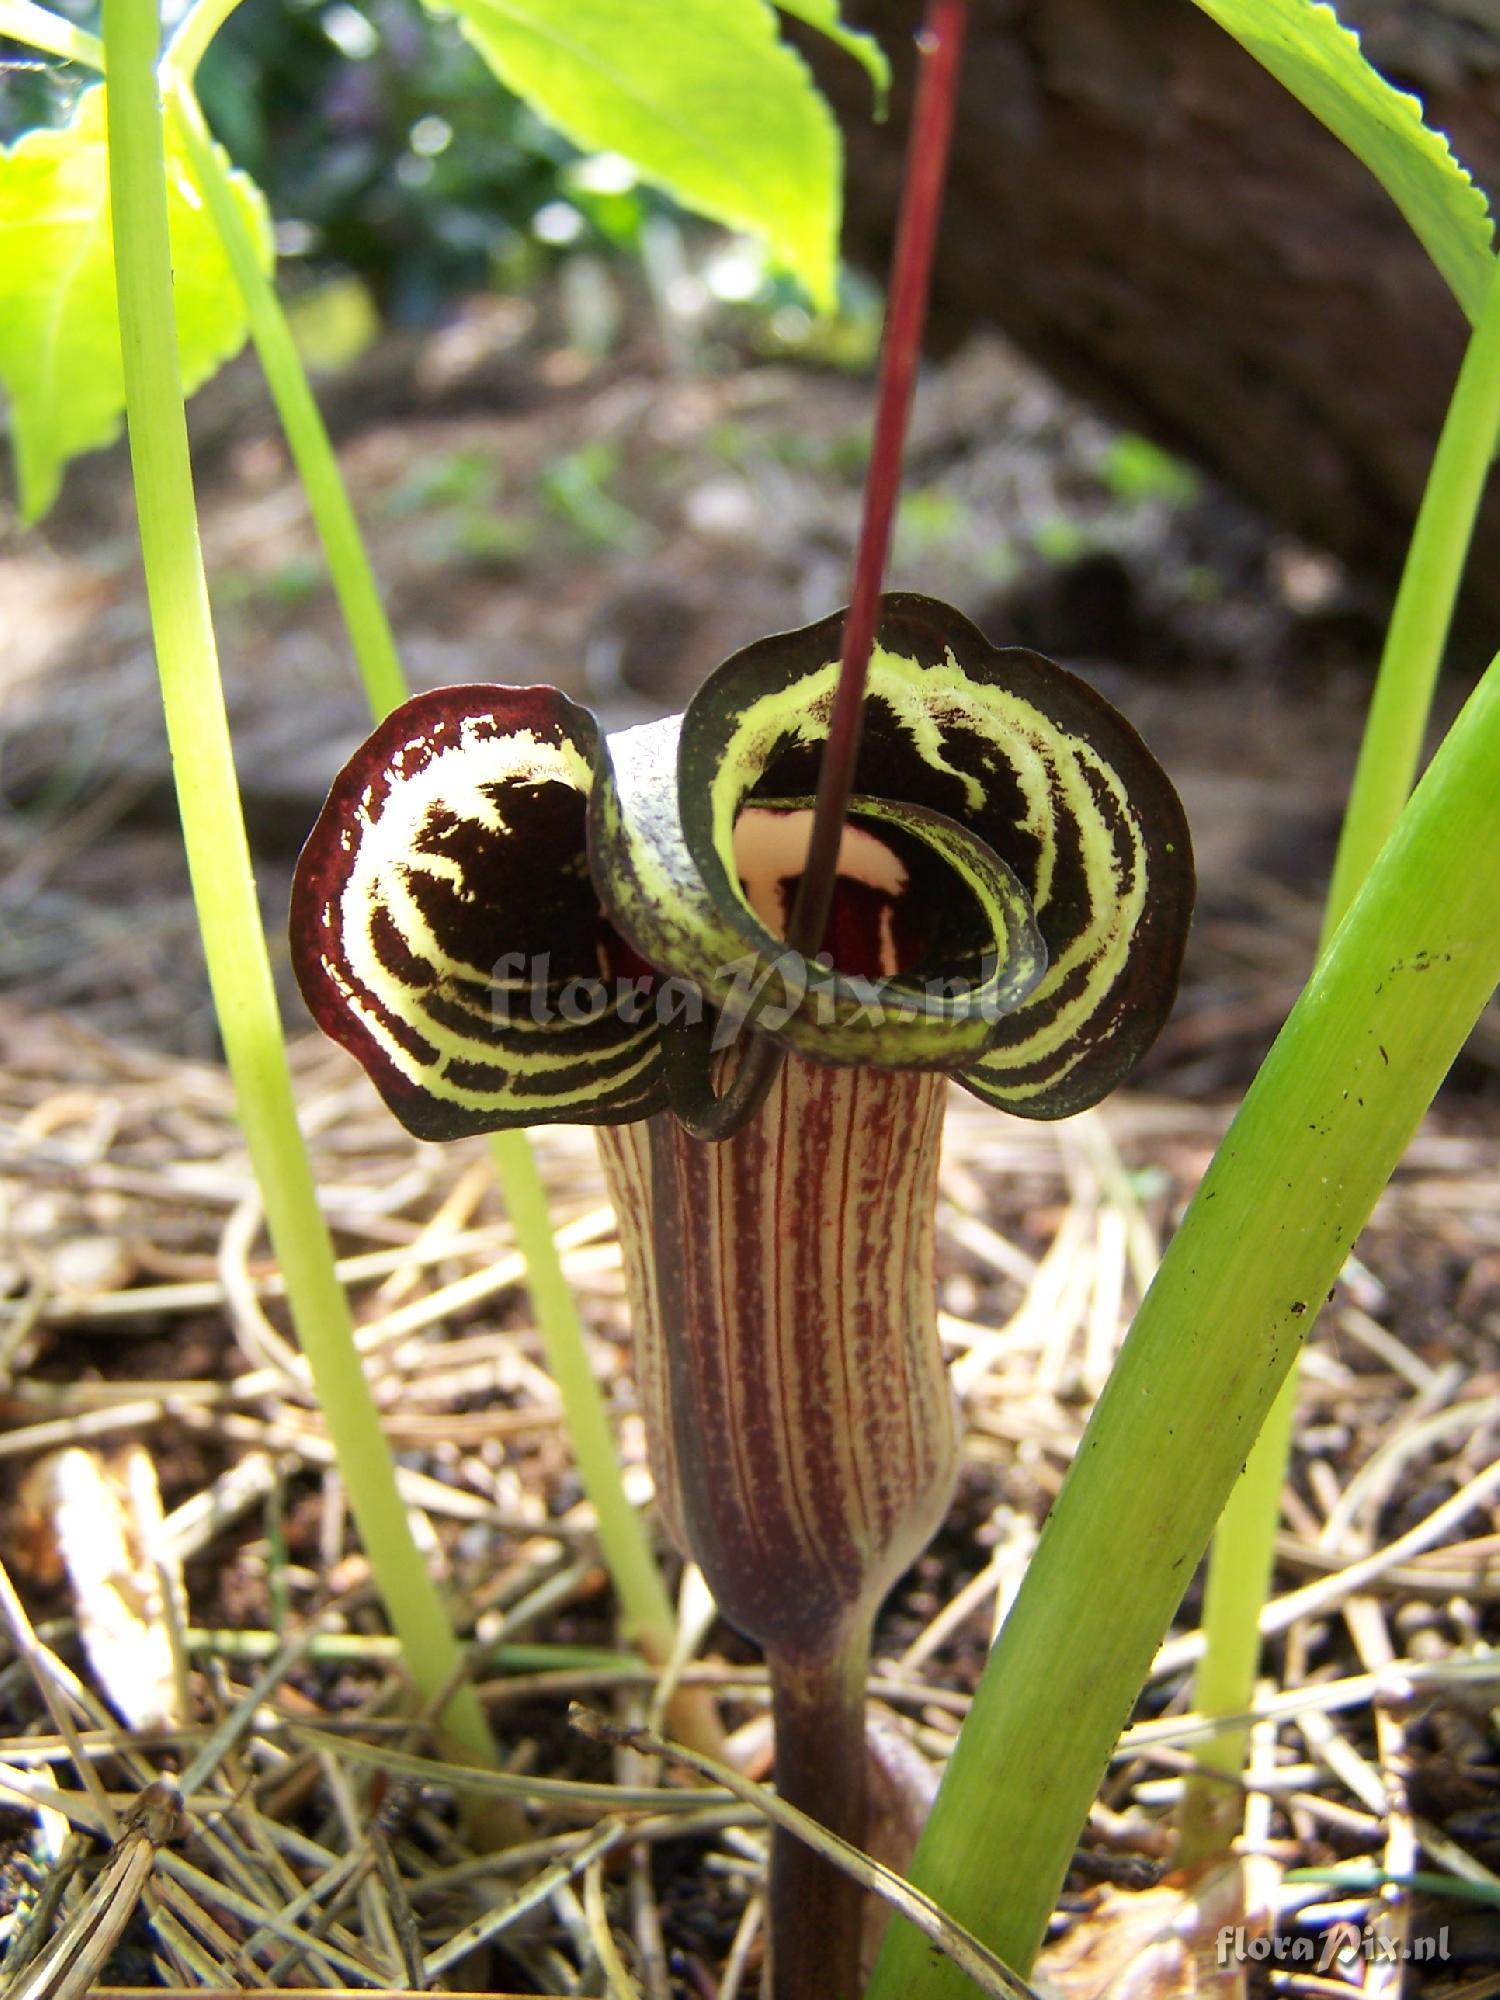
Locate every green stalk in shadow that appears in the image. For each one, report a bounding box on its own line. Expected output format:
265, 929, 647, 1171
99, 0, 499, 1775
162, 64, 693, 1707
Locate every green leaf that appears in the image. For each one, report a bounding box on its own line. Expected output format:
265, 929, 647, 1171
1189, 0, 1494, 321
869, 639, 1500, 1995
423, 0, 841, 310
776, 0, 888, 116
0, 84, 272, 522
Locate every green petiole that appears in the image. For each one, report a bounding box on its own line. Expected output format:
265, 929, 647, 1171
1180, 245, 1500, 1859
873, 642, 1500, 1992
165, 68, 689, 1714
164, 77, 408, 722
0, 0, 102, 68
100, 0, 500, 1776
164, 0, 249, 83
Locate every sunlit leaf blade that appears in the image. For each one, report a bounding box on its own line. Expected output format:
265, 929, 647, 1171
0, 85, 272, 522
869, 649, 1500, 2000
670, 595, 1194, 1116
776, 0, 888, 115
290, 685, 666, 1137
425, 0, 841, 310
1190, 0, 1495, 320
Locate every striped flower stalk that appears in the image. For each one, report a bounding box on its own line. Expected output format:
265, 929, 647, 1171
290, 590, 1193, 1998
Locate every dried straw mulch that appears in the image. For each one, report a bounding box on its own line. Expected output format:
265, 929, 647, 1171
0, 1002, 1497, 1997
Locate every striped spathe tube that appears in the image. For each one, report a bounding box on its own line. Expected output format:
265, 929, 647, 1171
290, 593, 1194, 1997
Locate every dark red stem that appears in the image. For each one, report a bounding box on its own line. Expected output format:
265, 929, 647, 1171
673, 0, 968, 1141
785, 0, 968, 963
768, 1639, 870, 2000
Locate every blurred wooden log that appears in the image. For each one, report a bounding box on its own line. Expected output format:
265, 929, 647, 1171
824, 0, 1500, 624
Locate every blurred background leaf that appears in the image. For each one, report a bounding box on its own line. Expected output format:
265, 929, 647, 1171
1, 0, 873, 328
194, 0, 622, 321
775, 0, 889, 116
421, 0, 841, 310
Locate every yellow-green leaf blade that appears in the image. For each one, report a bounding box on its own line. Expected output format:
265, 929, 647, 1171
0, 84, 272, 522
1190, 0, 1494, 319
427, 0, 841, 309
776, 0, 888, 115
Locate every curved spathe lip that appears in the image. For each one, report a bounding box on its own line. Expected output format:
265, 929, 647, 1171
678, 592, 1195, 1120
289, 593, 1194, 1140
589, 707, 1046, 1072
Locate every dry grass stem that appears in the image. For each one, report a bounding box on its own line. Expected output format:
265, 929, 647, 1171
1, 1007, 1495, 1990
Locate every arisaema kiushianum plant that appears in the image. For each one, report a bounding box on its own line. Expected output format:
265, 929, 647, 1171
288, 590, 1195, 1995
22, 0, 1500, 1984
